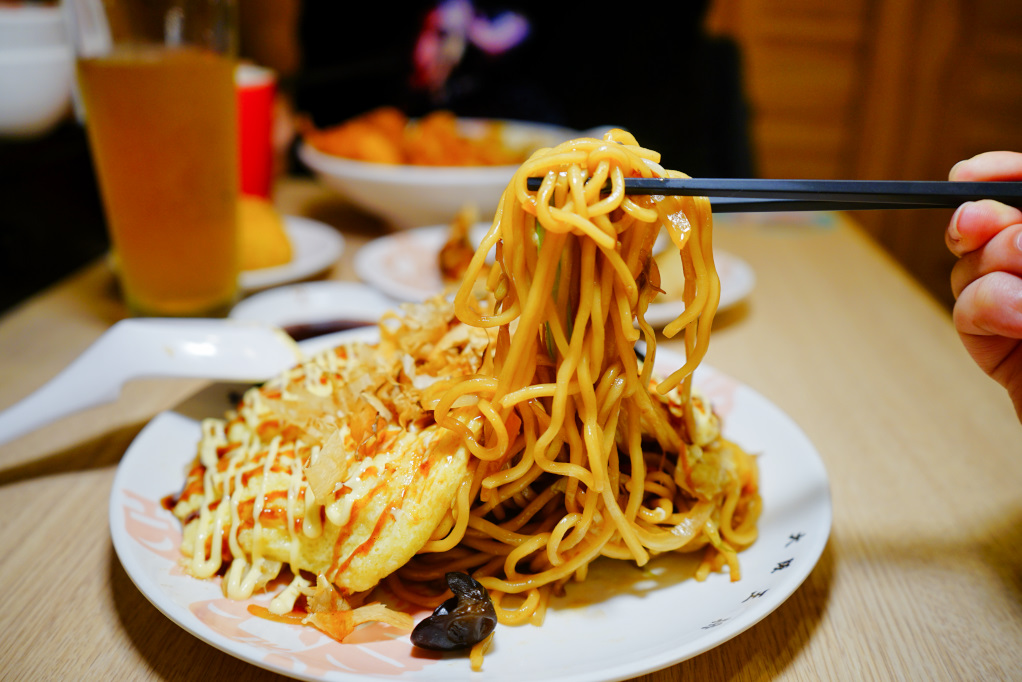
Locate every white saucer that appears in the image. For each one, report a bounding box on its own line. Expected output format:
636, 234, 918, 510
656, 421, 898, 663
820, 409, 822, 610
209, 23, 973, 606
239, 216, 345, 292
229, 281, 396, 334
353, 223, 490, 302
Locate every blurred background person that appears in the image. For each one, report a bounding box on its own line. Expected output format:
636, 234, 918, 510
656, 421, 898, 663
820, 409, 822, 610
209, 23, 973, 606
242, 0, 755, 180
0, 0, 753, 313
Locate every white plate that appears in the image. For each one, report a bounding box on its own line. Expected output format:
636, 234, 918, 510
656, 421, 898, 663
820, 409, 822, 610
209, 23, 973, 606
230, 281, 397, 331
239, 216, 345, 292
110, 330, 830, 682
354, 224, 754, 322
353, 223, 490, 302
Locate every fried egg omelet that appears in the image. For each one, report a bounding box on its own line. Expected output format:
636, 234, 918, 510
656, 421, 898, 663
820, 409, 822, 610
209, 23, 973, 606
167, 299, 492, 616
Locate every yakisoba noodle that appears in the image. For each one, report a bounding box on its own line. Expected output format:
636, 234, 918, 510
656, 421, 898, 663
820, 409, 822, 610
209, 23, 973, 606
166, 129, 760, 664
390, 129, 760, 626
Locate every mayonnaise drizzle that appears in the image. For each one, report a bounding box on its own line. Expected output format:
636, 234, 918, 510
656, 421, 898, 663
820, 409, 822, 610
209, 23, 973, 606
174, 324, 480, 605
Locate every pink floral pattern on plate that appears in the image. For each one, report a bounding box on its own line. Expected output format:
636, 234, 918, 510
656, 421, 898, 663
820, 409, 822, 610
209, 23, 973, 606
118, 488, 435, 676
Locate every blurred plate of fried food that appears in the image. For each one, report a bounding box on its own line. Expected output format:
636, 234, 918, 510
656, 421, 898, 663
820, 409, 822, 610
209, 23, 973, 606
356, 207, 753, 324
354, 206, 491, 302
238, 196, 345, 292
298, 107, 598, 229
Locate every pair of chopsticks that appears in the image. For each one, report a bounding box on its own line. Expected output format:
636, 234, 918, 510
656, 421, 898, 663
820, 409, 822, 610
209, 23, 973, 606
523, 177, 1022, 213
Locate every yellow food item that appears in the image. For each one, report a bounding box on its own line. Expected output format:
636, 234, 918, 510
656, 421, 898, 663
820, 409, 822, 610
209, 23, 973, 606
167, 297, 492, 620
237, 196, 292, 271
438, 205, 479, 284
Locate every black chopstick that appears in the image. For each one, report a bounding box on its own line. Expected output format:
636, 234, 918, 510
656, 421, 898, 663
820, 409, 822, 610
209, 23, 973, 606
524, 177, 1022, 212
703, 198, 954, 213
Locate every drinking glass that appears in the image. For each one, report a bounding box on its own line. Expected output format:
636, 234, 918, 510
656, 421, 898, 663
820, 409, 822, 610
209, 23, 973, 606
66, 0, 239, 317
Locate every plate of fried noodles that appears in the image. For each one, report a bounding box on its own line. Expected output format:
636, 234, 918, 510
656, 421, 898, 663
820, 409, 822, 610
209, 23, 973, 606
110, 130, 830, 681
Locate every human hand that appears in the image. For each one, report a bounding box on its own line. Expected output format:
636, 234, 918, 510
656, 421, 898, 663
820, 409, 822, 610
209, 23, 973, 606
946, 151, 1022, 421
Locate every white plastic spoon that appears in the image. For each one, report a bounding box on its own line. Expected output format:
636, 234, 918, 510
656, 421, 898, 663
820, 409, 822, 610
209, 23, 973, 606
0, 318, 306, 446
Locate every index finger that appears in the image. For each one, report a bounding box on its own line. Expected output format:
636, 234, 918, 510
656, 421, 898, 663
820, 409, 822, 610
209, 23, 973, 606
949, 151, 1022, 182
946, 199, 1022, 257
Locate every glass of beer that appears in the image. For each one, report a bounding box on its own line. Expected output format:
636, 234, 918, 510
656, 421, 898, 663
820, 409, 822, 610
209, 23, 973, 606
67, 0, 239, 317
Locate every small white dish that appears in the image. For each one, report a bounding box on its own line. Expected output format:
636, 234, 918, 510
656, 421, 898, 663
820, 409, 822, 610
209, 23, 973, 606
354, 223, 490, 302
354, 223, 755, 321
109, 334, 831, 682
230, 281, 396, 334
0, 44, 74, 138
239, 216, 345, 292
0, 4, 68, 50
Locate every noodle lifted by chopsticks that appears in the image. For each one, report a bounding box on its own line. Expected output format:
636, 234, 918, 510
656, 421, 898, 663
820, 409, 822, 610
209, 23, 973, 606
395, 129, 761, 625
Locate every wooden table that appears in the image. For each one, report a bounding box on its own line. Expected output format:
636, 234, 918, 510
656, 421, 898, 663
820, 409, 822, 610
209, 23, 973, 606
2, 179, 1020, 681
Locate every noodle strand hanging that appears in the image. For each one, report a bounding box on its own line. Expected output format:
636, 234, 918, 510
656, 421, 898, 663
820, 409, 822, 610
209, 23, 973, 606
166, 129, 761, 663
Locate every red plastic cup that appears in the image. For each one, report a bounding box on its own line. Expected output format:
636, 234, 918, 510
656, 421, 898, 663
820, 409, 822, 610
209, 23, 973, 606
236, 63, 276, 198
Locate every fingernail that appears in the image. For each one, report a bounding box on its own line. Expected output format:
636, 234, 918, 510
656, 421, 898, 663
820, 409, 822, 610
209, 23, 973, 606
1016, 230, 1022, 253
948, 201, 971, 243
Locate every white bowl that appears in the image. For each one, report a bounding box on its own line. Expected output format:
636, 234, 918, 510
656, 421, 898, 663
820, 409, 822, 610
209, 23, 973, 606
0, 44, 74, 138
298, 119, 592, 229
0, 5, 68, 49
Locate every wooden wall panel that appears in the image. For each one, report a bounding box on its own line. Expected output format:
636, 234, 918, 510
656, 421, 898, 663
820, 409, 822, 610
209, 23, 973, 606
707, 0, 869, 180
706, 0, 1022, 309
